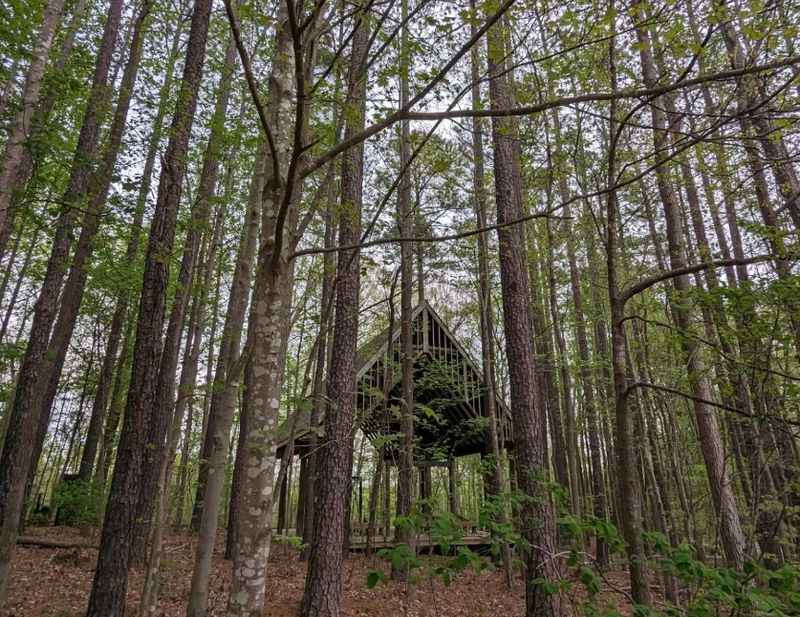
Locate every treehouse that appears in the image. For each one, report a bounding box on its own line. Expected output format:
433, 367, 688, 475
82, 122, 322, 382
274, 300, 513, 547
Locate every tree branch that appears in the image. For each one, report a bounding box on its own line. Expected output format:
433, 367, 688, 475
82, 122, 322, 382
401, 55, 800, 121
302, 0, 517, 178
627, 381, 800, 428
291, 209, 567, 258
222, 0, 280, 181
620, 254, 797, 303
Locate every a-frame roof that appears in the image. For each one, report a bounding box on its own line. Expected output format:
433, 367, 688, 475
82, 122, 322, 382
277, 301, 512, 460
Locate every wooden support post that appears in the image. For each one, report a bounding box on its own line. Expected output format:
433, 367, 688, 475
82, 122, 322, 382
383, 462, 391, 540
277, 469, 289, 535
422, 305, 429, 353
419, 465, 432, 514
448, 458, 459, 515
296, 454, 308, 537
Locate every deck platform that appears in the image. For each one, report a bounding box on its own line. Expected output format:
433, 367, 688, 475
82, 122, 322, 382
274, 528, 494, 553
348, 532, 493, 553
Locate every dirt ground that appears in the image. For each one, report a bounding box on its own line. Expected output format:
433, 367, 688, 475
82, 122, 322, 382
5, 527, 633, 616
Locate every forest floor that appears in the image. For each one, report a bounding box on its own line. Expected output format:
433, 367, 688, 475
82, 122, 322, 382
6, 526, 635, 616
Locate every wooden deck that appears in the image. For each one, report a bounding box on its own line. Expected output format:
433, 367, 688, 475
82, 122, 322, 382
348, 532, 493, 552
274, 527, 494, 553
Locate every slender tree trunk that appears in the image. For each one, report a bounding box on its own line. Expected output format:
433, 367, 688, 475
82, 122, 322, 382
564, 210, 608, 566
141, 224, 219, 614
674, 104, 784, 560
526, 233, 558, 495
0, 228, 23, 320
0, 57, 20, 121
57, 347, 97, 480
542, 223, 571, 494
1, 0, 92, 259
226, 3, 300, 613
632, 4, 746, 569
95, 315, 134, 489
78, 8, 184, 482
225, 387, 247, 560
0, 0, 124, 603
469, 6, 512, 584
86, 0, 214, 611
394, 0, 416, 579
193, 141, 264, 535
604, 15, 651, 603
0, 0, 66, 259
133, 32, 237, 570
586, 241, 619, 528
719, 19, 800, 230
627, 320, 679, 603
179, 245, 222, 526
300, 11, 369, 617
299, 179, 336, 559
0, 226, 40, 347
366, 449, 384, 556
486, 14, 561, 616
30, 0, 153, 500
142, 190, 227, 614
367, 274, 398, 556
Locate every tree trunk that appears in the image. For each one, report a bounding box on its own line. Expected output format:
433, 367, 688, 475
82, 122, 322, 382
193, 141, 264, 534
394, 0, 416, 579
179, 246, 222, 527
0, 0, 66, 259
300, 11, 369, 617
631, 4, 746, 569
141, 194, 227, 614
469, 4, 512, 584
225, 3, 300, 613
526, 233, 558, 498
486, 14, 561, 616
0, 0, 92, 262
78, 7, 184, 483
31, 0, 152, 498
85, 0, 214, 611
0, 0, 124, 603
719, 20, 800, 230
604, 16, 651, 603
0, 226, 40, 347
0, 228, 23, 325
564, 210, 608, 566
95, 315, 134, 489
366, 449, 384, 556
133, 31, 237, 570
543, 223, 571, 495
299, 180, 336, 558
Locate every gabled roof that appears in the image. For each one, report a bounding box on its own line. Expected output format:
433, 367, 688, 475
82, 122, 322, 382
357, 301, 484, 381
277, 301, 512, 459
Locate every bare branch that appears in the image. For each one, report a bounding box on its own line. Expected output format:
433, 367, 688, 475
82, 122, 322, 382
222, 0, 280, 181
401, 55, 800, 121
620, 254, 798, 303
627, 381, 800, 428
303, 0, 517, 178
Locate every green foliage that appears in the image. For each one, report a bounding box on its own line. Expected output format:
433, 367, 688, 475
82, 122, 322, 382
274, 534, 306, 552
428, 511, 464, 553
638, 533, 800, 616
558, 516, 800, 616
366, 569, 388, 589
52, 479, 102, 529
366, 508, 489, 590
431, 547, 488, 587
559, 514, 626, 554
378, 543, 421, 576
478, 491, 524, 556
